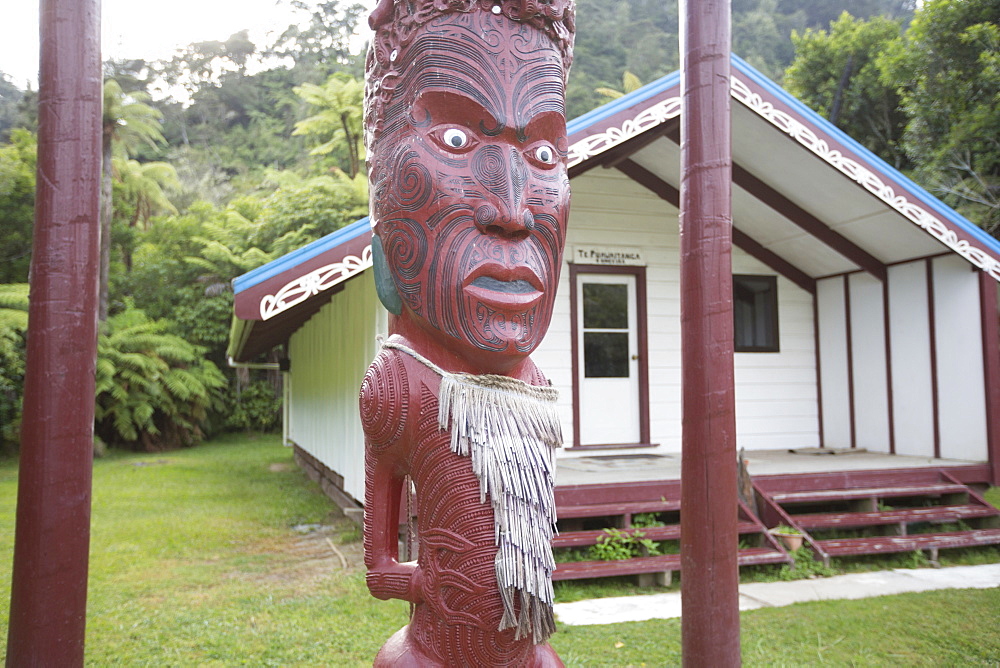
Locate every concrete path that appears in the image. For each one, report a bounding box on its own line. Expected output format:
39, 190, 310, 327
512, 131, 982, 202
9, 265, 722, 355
553, 563, 1000, 626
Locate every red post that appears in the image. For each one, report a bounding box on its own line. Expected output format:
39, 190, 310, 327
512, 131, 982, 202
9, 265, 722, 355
980, 273, 1000, 486
678, 0, 740, 666
6, 0, 102, 664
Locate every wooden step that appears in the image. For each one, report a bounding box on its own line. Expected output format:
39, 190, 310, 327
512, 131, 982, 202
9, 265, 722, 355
553, 553, 682, 580
818, 528, 1000, 557
793, 504, 999, 531
737, 547, 793, 566
556, 498, 681, 520
552, 521, 760, 548
770, 482, 968, 505
552, 548, 789, 581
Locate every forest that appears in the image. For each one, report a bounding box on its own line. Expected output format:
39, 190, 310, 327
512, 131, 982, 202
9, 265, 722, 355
0, 0, 997, 452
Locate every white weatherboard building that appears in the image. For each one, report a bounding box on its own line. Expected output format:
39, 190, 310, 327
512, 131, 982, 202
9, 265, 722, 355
229, 55, 1000, 508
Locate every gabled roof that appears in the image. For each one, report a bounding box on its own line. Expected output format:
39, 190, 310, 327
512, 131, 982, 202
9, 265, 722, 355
228, 217, 372, 361
228, 54, 1000, 361
568, 54, 1000, 286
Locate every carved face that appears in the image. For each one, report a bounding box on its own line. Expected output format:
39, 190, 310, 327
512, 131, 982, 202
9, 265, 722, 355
369, 11, 570, 366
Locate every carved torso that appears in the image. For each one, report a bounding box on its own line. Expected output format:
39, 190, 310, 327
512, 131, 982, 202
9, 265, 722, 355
361, 343, 559, 666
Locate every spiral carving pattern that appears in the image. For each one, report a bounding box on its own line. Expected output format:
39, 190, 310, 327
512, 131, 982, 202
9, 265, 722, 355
359, 351, 408, 450
363, 5, 572, 665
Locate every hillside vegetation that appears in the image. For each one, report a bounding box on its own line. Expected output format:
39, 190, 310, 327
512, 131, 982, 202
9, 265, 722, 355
2, 0, 997, 449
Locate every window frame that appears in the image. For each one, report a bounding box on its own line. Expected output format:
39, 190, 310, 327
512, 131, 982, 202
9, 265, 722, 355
733, 274, 780, 353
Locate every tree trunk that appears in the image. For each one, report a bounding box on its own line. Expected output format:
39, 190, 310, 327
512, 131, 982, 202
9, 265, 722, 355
829, 54, 854, 127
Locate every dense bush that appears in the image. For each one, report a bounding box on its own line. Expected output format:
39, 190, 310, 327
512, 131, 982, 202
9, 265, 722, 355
0, 284, 27, 452
226, 379, 283, 433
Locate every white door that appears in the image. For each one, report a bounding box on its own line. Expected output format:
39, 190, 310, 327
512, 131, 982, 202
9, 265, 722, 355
577, 273, 640, 445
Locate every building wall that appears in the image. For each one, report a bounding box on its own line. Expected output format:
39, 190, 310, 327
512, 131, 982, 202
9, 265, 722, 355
288, 274, 386, 503
816, 276, 851, 448
849, 273, 891, 452
818, 256, 988, 461
931, 256, 988, 461
888, 261, 935, 456
534, 169, 819, 454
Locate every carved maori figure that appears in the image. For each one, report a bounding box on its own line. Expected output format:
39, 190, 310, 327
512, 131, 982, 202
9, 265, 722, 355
359, 1, 575, 665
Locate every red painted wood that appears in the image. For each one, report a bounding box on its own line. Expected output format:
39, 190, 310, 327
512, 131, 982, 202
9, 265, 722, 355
769, 482, 968, 504
819, 528, 1000, 556
844, 275, 857, 448
567, 263, 651, 447
979, 273, 1000, 485
233, 232, 370, 321
613, 158, 818, 296
553, 521, 762, 548
552, 547, 789, 581
792, 504, 998, 531
557, 499, 682, 520
361, 4, 576, 663
731, 228, 817, 295
732, 165, 887, 282
883, 280, 896, 454
595, 119, 680, 172
569, 263, 581, 447
679, 0, 741, 664
6, 0, 102, 664
813, 296, 826, 447
553, 553, 682, 580
556, 479, 683, 506
752, 465, 992, 493
927, 259, 941, 458
566, 441, 659, 451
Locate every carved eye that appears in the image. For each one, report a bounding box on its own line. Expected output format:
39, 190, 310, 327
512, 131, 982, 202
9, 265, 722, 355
442, 128, 469, 149
534, 144, 556, 165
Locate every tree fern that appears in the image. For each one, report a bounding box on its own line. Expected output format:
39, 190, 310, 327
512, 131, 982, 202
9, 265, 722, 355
95, 306, 226, 450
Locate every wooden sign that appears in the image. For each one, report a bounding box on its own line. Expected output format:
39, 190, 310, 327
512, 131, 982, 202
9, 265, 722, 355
573, 245, 646, 266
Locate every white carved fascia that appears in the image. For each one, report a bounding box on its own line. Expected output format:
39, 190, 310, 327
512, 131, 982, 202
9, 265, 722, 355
567, 97, 682, 168
259, 245, 373, 320
566, 75, 1000, 281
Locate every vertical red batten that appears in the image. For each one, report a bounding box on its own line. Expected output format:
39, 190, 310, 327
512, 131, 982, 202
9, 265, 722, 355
678, 1, 741, 666
926, 259, 941, 459
979, 273, 1000, 486
6, 0, 102, 664
882, 280, 896, 454
844, 275, 856, 448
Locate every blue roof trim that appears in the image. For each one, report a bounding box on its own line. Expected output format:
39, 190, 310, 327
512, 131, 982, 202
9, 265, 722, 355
566, 71, 681, 137
731, 54, 1000, 255
233, 216, 371, 294
235, 55, 998, 297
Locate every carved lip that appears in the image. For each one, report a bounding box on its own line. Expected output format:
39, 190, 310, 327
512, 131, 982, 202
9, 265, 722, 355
464, 263, 543, 307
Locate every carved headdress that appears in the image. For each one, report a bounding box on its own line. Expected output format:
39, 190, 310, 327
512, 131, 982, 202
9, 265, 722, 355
364, 0, 576, 144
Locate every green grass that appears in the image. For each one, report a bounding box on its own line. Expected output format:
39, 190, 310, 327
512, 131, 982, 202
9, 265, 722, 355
553, 588, 1000, 666
2, 438, 999, 665
0, 435, 409, 666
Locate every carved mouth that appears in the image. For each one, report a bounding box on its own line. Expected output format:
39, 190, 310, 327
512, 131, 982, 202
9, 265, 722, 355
470, 276, 537, 294
464, 264, 543, 307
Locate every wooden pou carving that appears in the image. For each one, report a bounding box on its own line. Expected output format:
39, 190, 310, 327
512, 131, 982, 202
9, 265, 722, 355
360, 0, 575, 665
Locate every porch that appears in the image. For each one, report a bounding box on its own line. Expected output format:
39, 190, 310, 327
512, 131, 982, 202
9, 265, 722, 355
552, 449, 1000, 581
555, 448, 989, 487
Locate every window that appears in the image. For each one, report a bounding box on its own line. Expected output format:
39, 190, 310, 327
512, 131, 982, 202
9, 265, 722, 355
582, 282, 630, 377
733, 275, 778, 352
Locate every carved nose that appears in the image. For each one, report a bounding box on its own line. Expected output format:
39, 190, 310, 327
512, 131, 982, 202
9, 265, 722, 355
473, 145, 532, 234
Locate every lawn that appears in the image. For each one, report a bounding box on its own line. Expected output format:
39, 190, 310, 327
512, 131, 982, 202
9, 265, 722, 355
1, 435, 998, 666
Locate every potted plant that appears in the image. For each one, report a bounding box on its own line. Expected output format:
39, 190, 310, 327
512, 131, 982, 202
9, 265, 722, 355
770, 525, 804, 551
